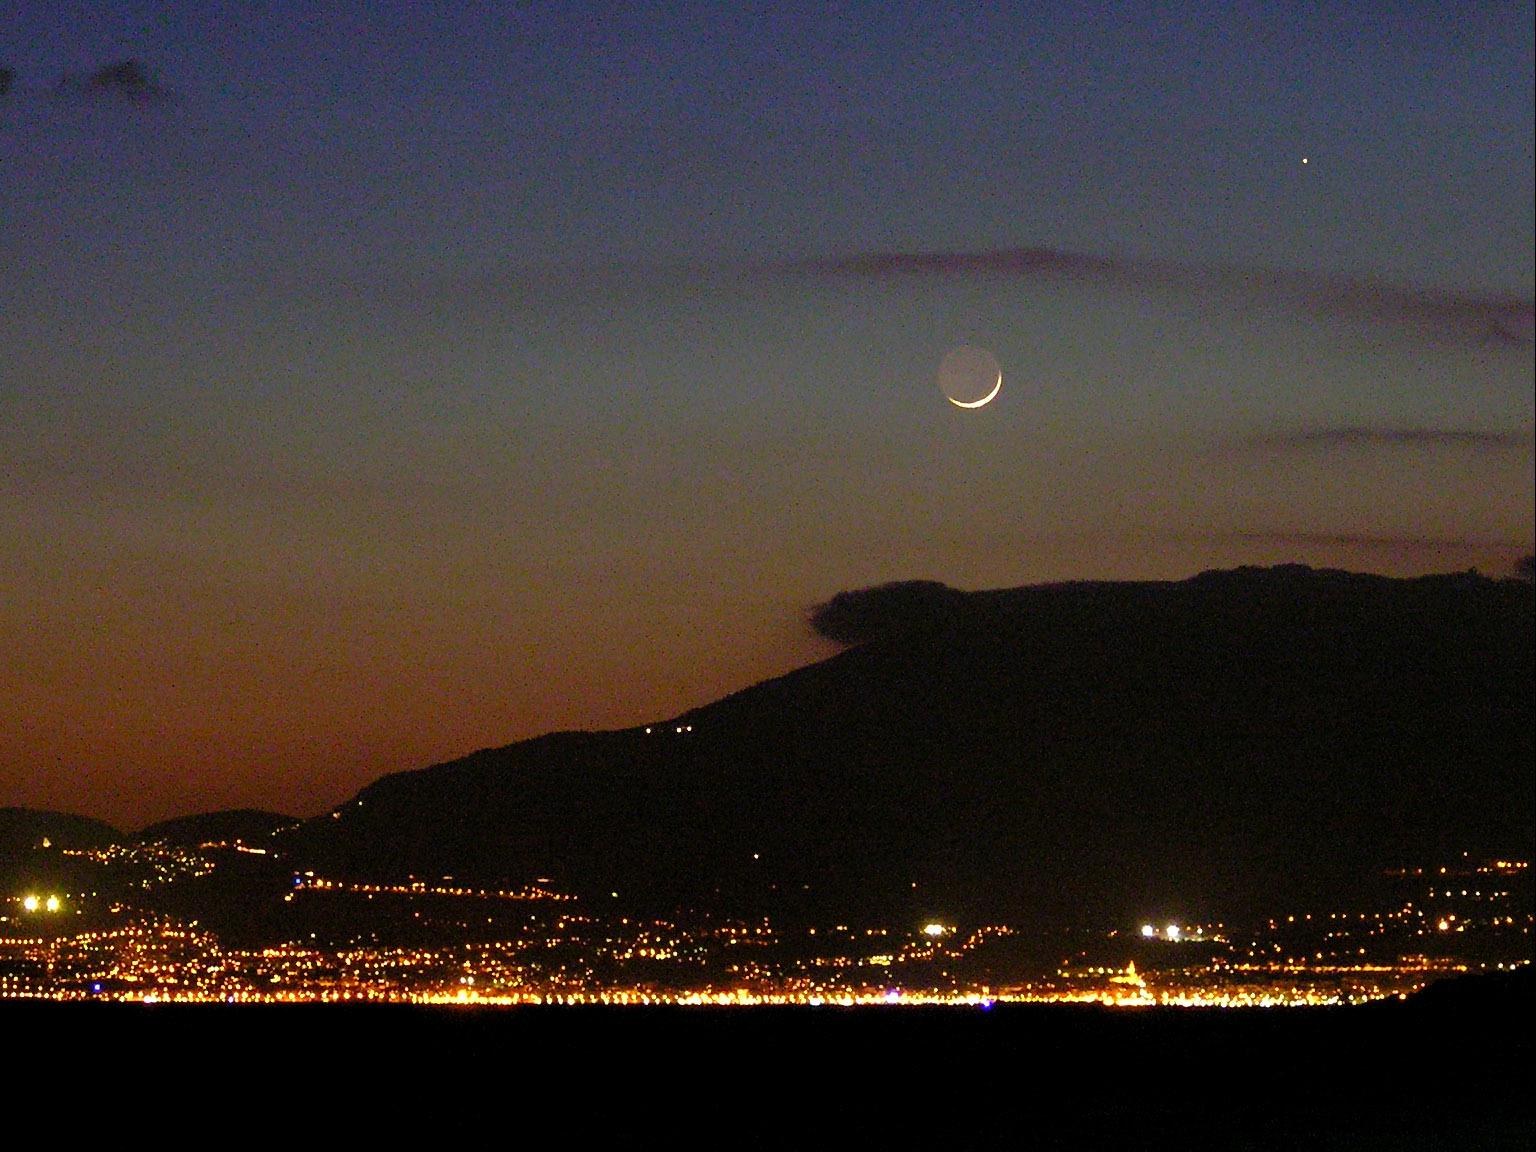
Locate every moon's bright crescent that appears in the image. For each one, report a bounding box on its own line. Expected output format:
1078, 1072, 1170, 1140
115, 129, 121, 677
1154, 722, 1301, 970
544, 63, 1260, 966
947, 371, 1002, 409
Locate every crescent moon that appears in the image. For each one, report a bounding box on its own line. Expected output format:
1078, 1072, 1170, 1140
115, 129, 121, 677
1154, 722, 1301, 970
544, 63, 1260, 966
947, 371, 1002, 409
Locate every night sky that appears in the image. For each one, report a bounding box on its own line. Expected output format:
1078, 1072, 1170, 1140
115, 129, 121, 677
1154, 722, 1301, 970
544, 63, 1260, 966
2, 2, 1531, 827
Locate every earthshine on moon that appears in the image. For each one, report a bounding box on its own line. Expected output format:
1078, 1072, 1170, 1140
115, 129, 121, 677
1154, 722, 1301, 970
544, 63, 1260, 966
938, 345, 1003, 409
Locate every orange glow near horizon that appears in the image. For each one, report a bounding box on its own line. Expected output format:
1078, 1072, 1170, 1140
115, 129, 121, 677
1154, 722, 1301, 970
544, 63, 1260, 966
3, 524, 1530, 829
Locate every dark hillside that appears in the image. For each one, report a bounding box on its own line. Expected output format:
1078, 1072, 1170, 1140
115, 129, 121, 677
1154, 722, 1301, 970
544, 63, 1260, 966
285, 567, 1533, 926
137, 809, 299, 848
0, 809, 126, 909
0, 808, 123, 855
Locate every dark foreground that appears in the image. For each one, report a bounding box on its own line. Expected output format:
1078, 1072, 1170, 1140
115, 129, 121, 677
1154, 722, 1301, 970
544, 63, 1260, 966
8, 970, 1529, 1149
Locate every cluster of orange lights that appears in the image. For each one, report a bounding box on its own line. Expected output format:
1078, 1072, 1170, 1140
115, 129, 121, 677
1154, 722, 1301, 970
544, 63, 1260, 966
4, 854, 1527, 1006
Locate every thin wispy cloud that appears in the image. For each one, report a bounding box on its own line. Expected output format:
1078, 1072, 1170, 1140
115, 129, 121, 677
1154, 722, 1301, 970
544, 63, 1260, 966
1216, 531, 1517, 549
1235, 427, 1534, 452
1207, 531, 1531, 557
774, 247, 1535, 349
52, 59, 176, 106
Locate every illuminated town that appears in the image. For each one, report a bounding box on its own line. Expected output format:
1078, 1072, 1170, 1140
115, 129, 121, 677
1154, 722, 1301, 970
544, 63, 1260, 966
1, 832, 1526, 1008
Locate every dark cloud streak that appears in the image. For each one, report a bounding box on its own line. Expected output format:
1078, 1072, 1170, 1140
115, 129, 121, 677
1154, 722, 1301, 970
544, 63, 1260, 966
1235, 427, 1533, 452
1200, 531, 1532, 558
52, 59, 176, 106
775, 247, 1535, 349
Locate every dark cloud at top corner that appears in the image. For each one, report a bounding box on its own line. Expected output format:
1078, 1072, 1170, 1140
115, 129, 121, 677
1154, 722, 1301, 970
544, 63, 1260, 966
808, 580, 971, 646
54, 59, 176, 106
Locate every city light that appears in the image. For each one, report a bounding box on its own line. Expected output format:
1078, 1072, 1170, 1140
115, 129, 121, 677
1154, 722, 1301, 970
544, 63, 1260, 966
0, 855, 1526, 1006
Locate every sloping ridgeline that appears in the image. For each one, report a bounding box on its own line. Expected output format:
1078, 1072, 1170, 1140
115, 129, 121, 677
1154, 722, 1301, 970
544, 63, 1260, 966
136, 810, 299, 848
286, 567, 1534, 926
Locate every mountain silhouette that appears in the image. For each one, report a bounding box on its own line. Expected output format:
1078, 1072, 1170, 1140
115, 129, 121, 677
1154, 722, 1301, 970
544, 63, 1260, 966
137, 809, 298, 848
282, 566, 1533, 927
0, 808, 123, 855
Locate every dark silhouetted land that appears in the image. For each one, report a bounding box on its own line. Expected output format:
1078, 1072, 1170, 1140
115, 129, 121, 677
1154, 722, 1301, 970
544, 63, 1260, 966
275, 565, 1531, 927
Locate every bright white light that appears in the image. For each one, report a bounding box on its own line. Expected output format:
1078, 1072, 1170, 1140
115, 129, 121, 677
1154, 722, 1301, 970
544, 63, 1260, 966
22, 895, 38, 912
1165, 924, 1180, 941
1141, 924, 1156, 938
923, 923, 946, 937
45, 895, 60, 912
